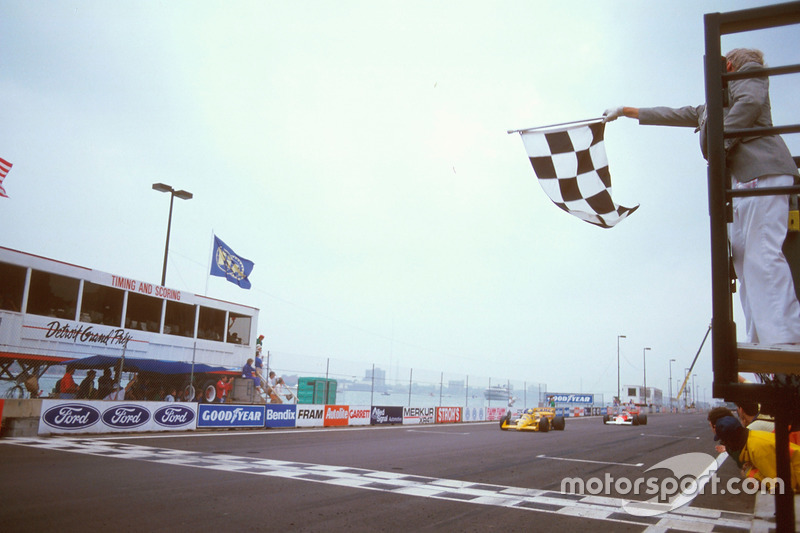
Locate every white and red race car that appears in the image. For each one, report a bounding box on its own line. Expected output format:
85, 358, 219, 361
603, 409, 648, 426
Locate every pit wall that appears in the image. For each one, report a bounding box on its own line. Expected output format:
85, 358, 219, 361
0, 400, 619, 437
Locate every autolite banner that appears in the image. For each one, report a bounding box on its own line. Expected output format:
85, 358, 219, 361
324, 405, 349, 427
435, 406, 462, 424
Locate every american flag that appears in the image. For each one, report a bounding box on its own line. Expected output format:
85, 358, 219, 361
0, 157, 12, 198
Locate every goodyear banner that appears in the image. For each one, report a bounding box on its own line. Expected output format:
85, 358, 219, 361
39, 400, 196, 435
197, 404, 265, 428
548, 393, 594, 404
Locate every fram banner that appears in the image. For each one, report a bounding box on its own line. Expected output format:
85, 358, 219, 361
324, 405, 349, 427
197, 404, 265, 428
39, 400, 197, 435
296, 405, 325, 427
403, 406, 435, 425
435, 406, 462, 424
348, 405, 370, 426
265, 404, 297, 428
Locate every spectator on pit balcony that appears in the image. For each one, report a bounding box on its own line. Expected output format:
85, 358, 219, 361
241, 358, 263, 395
76, 370, 96, 399
58, 366, 79, 398
216, 376, 232, 403
96, 368, 114, 400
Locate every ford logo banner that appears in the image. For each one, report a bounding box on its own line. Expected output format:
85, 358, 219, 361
42, 403, 101, 430
101, 404, 151, 429
154, 405, 196, 428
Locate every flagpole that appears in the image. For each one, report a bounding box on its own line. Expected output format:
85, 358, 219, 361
507, 116, 605, 135
205, 230, 215, 296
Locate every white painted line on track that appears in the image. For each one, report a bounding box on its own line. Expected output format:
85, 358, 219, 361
640, 433, 700, 440
406, 429, 471, 435
5, 437, 751, 532
537, 454, 645, 467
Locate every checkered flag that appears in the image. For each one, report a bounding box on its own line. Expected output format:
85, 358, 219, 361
514, 119, 638, 228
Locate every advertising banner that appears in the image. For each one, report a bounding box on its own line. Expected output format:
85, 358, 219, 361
324, 405, 349, 427
197, 404, 265, 428
371, 406, 403, 425
435, 406, 462, 424
403, 406, 435, 425
485, 407, 506, 421
348, 405, 370, 426
39, 400, 197, 435
548, 393, 594, 404
462, 406, 486, 422
295, 405, 325, 427
265, 404, 297, 428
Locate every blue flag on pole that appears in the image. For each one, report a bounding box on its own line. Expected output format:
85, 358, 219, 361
210, 235, 254, 289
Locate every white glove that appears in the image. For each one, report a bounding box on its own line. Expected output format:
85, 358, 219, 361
603, 106, 624, 122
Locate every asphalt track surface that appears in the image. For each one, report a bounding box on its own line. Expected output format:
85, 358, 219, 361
0, 413, 758, 532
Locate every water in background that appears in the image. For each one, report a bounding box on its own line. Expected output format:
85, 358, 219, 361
338, 389, 515, 409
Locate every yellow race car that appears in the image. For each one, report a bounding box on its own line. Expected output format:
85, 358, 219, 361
500, 407, 566, 432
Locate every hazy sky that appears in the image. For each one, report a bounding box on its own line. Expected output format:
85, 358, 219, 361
2, 1, 798, 401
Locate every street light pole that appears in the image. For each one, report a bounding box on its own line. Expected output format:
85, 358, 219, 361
152, 183, 193, 286
684, 368, 690, 408
617, 335, 626, 405
642, 347, 651, 407
669, 358, 676, 412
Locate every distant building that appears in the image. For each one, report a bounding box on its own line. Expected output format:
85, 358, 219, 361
365, 367, 386, 389
621, 385, 663, 407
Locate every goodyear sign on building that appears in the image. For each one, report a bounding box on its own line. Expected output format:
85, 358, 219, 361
548, 393, 594, 404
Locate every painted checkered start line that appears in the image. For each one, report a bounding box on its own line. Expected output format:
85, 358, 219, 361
4, 437, 751, 532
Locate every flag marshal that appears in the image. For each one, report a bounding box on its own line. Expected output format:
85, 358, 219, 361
210, 235, 254, 289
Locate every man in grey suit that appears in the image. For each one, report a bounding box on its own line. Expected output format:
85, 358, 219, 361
603, 48, 800, 345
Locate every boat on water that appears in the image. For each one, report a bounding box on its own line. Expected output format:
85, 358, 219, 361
484, 386, 513, 401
